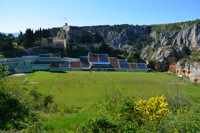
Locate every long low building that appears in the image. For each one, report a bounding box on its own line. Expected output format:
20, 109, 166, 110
0, 53, 148, 74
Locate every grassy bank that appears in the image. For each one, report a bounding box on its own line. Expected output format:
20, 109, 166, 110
8, 71, 200, 132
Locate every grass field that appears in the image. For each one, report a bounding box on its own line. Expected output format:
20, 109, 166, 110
10, 71, 200, 106
8, 71, 200, 132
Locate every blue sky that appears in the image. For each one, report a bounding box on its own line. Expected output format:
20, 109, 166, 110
0, 0, 200, 33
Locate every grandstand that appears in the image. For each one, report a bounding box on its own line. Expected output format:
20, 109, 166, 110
137, 63, 147, 69
88, 54, 99, 62
0, 53, 148, 74
129, 63, 137, 69
80, 56, 89, 68
70, 61, 81, 68
118, 59, 130, 69
39, 53, 60, 57
88, 53, 111, 70
109, 57, 120, 68
51, 61, 61, 67
99, 54, 109, 62
60, 61, 69, 68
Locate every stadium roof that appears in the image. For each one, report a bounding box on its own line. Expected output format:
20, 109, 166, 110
90, 62, 110, 65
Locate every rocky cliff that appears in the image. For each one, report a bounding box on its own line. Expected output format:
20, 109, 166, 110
82, 21, 200, 61
176, 60, 200, 83
141, 22, 200, 71
80, 20, 200, 71
82, 25, 151, 49
58, 20, 200, 52
56, 20, 200, 72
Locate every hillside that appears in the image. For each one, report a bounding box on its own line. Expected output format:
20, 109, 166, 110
54, 19, 200, 71
1, 19, 200, 72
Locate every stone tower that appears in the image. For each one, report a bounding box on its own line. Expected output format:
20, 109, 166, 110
62, 23, 70, 49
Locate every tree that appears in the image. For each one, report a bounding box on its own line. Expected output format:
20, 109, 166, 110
0, 33, 14, 50
43, 95, 54, 109
34, 28, 51, 46
99, 43, 111, 54
24, 28, 34, 48
80, 34, 91, 43
0, 91, 29, 129
127, 51, 141, 63
0, 66, 41, 130
93, 32, 104, 43
0, 65, 28, 129
0, 33, 6, 50
41, 29, 51, 38
17, 31, 24, 46
6, 34, 14, 49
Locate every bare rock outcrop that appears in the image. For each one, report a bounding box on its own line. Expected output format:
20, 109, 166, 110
176, 60, 200, 83
174, 23, 200, 49
57, 20, 200, 72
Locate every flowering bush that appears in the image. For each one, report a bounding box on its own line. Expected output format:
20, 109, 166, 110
135, 95, 169, 122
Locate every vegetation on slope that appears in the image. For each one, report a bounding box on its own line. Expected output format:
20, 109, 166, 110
151, 19, 200, 33
7, 71, 200, 132
0, 66, 41, 131
0, 70, 200, 132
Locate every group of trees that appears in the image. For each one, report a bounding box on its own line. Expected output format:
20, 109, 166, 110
0, 28, 51, 52
0, 33, 15, 51
18, 28, 51, 48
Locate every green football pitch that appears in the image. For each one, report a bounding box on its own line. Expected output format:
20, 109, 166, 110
10, 71, 200, 106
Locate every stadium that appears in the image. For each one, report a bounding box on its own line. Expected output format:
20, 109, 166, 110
0, 53, 148, 74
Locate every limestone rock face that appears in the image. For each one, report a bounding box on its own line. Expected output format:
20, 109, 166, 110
62, 22, 200, 53
140, 24, 200, 71
189, 62, 200, 83
58, 21, 200, 72
82, 25, 151, 49
176, 60, 200, 83
174, 24, 200, 49
121, 45, 134, 56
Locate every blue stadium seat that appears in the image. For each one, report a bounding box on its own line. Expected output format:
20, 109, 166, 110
119, 59, 130, 68
80, 56, 89, 67
99, 54, 109, 62
137, 63, 147, 69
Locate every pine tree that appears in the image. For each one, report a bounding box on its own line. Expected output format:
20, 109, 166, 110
17, 31, 24, 46
24, 28, 34, 48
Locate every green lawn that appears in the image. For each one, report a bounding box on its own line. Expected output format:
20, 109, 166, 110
10, 71, 200, 106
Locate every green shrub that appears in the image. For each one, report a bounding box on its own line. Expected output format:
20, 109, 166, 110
0, 67, 43, 131
77, 90, 200, 132
0, 54, 4, 58
43, 95, 54, 109
158, 104, 200, 132
0, 78, 41, 131
191, 51, 200, 62
77, 91, 142, 132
